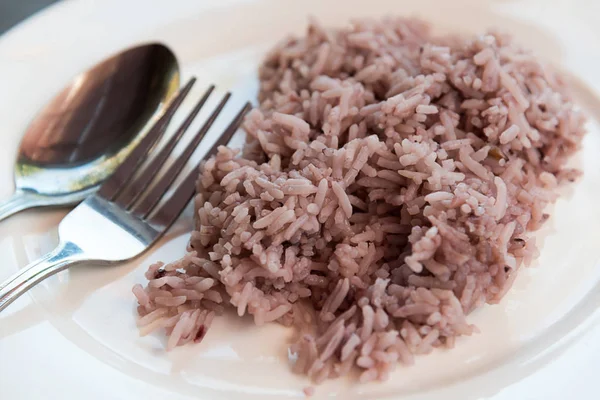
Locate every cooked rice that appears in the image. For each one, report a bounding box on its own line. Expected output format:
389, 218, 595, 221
133, 17, 586, 383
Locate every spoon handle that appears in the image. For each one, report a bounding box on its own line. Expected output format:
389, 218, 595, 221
0, 241, 83, 312
0, 190, 40, 222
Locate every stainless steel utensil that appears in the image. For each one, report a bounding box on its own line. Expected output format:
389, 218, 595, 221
0, 78, 250, 311
0, 43, 180, 221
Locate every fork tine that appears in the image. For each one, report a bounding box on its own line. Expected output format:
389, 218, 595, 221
148, 102, 251, 228
114, 85, 215, 209
97, 77, 197, 201
131, 92, 232, 218
146, 161, 199, 231
197, 102, 251, 163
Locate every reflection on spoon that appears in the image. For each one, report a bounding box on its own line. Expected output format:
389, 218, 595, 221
0, 43, 180, 222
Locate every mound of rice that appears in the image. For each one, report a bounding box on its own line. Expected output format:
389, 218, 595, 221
133, 17, 586, 384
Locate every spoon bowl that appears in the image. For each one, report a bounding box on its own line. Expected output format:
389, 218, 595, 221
0, 43, 179, 221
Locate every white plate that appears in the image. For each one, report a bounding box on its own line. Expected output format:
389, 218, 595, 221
1, 0, 600, 399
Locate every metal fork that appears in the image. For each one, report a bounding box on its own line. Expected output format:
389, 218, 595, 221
0, 78, 250, 312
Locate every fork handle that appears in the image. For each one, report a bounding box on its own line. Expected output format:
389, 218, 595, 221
0, 241, 83, 312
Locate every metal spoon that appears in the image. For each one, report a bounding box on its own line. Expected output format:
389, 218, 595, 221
0, 43, 180, 222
